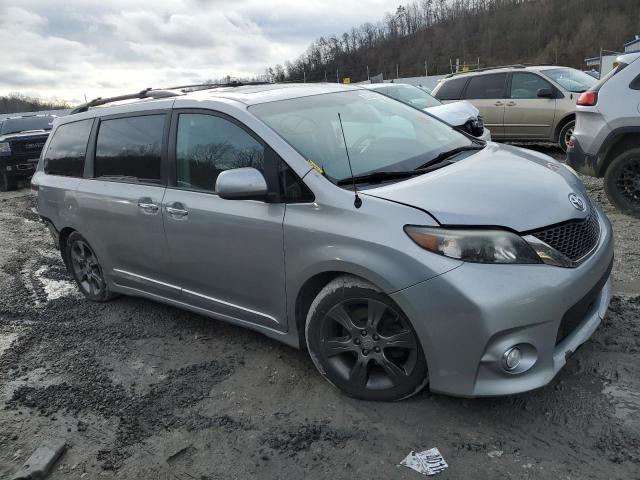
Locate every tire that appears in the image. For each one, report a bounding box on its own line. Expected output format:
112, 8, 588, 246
558, 119, 575, 153
0, 172, 17, 192
604, 147, 640, 218
305, 275, 428, 401
65, 232, 115, 302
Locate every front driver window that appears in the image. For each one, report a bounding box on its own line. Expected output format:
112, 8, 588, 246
176, 113, 265, 192
510, 73, 553, 99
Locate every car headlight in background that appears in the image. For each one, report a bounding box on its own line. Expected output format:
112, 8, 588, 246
0, 142, 10, 155
404, 226, 543, 264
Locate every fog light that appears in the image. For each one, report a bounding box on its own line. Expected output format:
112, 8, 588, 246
6, 165, 12, 171
503, 347, 522, 371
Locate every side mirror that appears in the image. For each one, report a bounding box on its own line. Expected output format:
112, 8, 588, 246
537, 88, 554, 98
215, 167, 268, 200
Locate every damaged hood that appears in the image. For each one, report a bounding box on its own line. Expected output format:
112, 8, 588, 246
364, 143, 591, 232
425, 101, 479, 127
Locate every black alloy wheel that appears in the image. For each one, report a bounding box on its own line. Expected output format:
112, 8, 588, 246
604, 148, 640, 218
306, 277, 428, 401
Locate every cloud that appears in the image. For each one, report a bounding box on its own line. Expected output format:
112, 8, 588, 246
0, 0, 398, 102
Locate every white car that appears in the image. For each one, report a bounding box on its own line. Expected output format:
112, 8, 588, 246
361, 83, 491, 141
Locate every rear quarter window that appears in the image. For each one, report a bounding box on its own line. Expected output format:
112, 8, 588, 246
434, 78, 467, 100
43, 119, 93, 177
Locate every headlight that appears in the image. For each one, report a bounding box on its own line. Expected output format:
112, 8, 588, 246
0, 142, 10, 155
404, 226, 542, 264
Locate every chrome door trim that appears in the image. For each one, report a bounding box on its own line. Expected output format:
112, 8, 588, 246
113, 268, 181, 291
183, 288, 280, 325
113, 268, 280, 325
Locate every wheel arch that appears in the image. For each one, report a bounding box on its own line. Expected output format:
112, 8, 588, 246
58, 226, 77, 270
554, 113, 575, 141
293, 270, 388, 350
598, 128, 640, 177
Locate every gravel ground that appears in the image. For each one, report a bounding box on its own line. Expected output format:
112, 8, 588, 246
0, 147, 639, 479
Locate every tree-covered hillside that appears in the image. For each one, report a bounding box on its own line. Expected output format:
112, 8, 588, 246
269, 0, 640, 82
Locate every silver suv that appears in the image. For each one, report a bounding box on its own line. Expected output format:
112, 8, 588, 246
33, 83, 613, 401
432, 65, 598, 151
567, 53, 640, 218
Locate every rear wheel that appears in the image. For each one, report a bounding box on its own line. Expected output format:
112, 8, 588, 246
65, 232, 115, 302
558, 119, 575, 153
604, 147, 640, 218
0, 172, 17, 192
305, 276, 428, 401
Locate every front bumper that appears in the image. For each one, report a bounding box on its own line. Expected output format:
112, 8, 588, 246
2, 160, 38, 178
391, 207, 614, 397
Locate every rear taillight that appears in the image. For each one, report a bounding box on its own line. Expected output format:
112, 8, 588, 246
31, 181, 39, 193
577, 90, 598, 106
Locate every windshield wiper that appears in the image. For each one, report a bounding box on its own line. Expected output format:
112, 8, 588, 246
416, 144, 485, 170
336, 170, 426, 186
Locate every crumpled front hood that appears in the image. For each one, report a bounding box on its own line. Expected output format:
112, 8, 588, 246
425, 101, 479, 127
364, 143, 591, 232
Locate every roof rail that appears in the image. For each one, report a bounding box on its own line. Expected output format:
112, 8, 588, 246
69, 88, 182, 114
445, 64, 528, 78
166, 80, 272, 93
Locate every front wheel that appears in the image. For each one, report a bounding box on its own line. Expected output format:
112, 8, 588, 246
305, 276, 428, 401
558, 120, 575, 153
604, 147, 640, 218
65, 232, 115, 302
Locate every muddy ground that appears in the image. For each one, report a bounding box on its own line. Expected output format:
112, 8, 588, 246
0, 146, 638, 479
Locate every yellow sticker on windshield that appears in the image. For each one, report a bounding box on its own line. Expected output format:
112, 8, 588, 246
307, 159, 324, 174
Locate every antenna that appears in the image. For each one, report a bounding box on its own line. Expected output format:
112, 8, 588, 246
337, 113, 362, 209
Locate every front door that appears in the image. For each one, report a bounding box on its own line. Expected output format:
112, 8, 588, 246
162, 110, 287, 330
462, 73, 508, 137
503, 72, 557, 140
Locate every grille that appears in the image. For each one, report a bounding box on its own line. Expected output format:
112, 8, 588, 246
532, 214, 600, 262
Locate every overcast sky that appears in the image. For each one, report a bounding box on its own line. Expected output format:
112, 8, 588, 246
0, 0, 398, 104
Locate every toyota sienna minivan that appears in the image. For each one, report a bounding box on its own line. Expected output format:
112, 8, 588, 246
32, 83, 613, 401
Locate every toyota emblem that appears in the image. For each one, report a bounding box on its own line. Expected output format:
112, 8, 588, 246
568, 193, 586, 211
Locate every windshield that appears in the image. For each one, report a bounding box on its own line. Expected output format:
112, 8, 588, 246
540, 68, 598, 93
250, 90, 473, 182
372, 84, 441, 109
0, 116, 55, 135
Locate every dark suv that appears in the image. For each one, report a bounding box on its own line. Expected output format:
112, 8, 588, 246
0, 115, 55, 191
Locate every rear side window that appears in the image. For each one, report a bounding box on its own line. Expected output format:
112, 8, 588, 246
175, 113, 265, 192
464, 73, 507, 99
95, 115, 164, 184
43, 119, 93, 177
434, 78, 467, 100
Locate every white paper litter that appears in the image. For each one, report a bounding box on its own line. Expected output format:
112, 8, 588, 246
400, 448, 448, 476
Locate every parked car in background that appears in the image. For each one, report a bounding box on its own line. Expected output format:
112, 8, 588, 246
361, 83, 491, 141
432, 65, 599, 152
0, 114, 55, 191
567, 52, 640, 218
33, 83, 612, 401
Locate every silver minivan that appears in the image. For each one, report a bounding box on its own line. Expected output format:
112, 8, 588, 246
33, 83, 613, 401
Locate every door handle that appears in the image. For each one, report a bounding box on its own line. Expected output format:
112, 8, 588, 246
506, 101, 516, 106
494, 101, 504, 106
166, 202, 188, 218
138, 198, 159, 214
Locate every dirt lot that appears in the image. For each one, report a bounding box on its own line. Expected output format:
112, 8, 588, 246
0, 147, 639, 479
